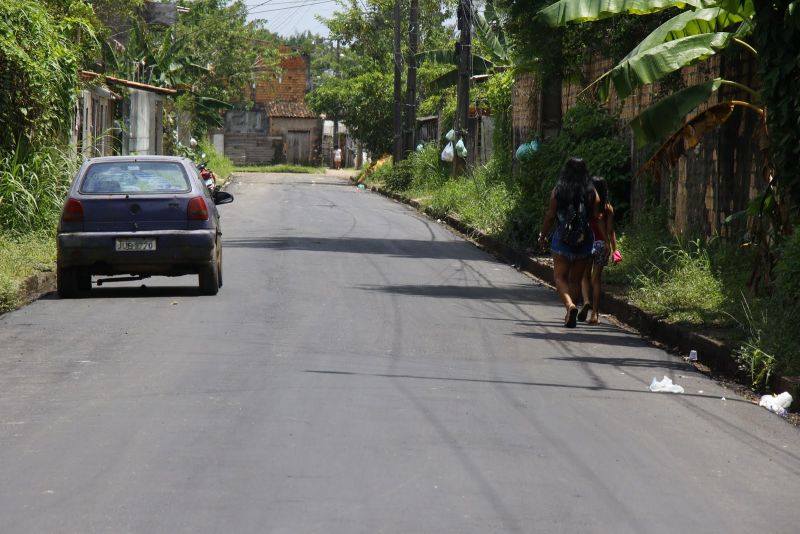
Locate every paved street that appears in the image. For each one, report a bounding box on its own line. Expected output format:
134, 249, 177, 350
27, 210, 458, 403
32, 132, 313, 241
1, 172, 798, 533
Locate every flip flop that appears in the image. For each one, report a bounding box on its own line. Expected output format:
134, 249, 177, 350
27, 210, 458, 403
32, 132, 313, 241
565, 306, 578, 328
577, 303, 591, 322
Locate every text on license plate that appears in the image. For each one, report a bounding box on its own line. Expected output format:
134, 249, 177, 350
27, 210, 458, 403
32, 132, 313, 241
115, 238, 157, 251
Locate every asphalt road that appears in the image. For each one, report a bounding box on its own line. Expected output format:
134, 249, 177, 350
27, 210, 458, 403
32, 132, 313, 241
1, 171, 798, 533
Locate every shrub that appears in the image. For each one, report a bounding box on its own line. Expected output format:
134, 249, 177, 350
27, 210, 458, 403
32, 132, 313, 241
383, 159, 413, 192
0, 140, 76, 235
518, 103, 631, 227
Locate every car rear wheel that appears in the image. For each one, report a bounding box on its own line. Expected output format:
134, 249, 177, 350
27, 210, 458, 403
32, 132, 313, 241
199, 261, 219, 295
77, 270, 91, 292
57, 267, 80, 299
217, 246, 223, 288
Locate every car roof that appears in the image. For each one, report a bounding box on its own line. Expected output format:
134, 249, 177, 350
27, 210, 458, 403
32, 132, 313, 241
84, 155, 192, 164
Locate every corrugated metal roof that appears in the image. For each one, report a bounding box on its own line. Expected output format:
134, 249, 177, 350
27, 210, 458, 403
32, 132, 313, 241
265, 101, 318, 119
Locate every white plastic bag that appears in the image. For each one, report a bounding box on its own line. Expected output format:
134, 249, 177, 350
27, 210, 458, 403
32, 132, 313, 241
649, 376, 684, 394
441, 141, 454, 162
445, 129, 456, 141
759, 392, 793, 416
455, 138, 467, 158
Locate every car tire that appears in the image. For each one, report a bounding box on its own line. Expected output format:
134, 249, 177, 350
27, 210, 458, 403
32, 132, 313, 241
199, 261, 219, 295
57, 267, 80, 299
77, 270, 92, 292
217, 246, 223, 288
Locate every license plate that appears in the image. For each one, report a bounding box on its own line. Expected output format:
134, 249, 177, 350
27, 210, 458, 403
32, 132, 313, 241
115, 238, 156, 251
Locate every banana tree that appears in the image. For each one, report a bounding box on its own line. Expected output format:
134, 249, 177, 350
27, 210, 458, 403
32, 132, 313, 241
538, 0, 762, 177
538, 0, 794, 289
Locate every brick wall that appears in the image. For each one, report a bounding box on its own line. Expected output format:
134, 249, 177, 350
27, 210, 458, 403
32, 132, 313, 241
253, 51, 308, 105
512, 52, 764, 240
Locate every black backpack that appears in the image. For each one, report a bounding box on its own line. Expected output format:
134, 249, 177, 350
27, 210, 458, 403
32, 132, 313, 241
559, 199, 590, 248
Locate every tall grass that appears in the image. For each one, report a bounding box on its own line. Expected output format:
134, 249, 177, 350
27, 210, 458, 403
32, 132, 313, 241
0, 140, 76, 235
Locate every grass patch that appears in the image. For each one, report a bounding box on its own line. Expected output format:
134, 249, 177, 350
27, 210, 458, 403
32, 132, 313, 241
0, 232, 55, 313
197, 140, 234, 181
233, 164, 325, 174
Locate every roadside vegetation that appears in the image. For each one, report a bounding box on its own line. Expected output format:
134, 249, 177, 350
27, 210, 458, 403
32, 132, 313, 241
233, 165, 325, 174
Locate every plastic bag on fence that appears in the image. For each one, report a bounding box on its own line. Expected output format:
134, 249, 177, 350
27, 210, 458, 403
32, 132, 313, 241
445, 129, 456, 141
455, 138, 467, 158
441, 141, 454, 162
515, 142, 535, 160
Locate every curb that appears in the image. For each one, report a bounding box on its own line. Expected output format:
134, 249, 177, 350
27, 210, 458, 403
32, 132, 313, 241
367, 184, 799, 400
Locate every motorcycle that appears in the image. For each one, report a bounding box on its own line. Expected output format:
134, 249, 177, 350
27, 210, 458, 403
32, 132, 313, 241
196, 154, 217, 193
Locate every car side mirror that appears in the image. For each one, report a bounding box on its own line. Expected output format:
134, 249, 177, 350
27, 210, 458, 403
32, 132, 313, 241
214, 191, 234, 205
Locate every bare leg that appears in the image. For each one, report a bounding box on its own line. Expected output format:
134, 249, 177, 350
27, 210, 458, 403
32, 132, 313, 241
569, 257, 591, 307
552, 254, 577, 316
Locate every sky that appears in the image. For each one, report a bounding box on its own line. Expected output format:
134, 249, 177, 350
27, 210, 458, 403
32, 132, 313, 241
244, 0, 339, 37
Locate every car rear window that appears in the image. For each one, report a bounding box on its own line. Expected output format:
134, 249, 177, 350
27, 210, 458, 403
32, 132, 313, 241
80, 162, 190, 194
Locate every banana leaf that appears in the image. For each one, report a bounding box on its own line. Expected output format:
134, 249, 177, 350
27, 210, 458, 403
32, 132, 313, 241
624, 8, 743, 60
538, 0, 713, 26
599, 32, 732, 100
629, 78, 724, 146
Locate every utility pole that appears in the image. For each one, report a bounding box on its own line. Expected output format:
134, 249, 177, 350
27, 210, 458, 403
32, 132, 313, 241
392, 0, 404, 162
403, 0, 418, 156
332, 39, 340, 168
454, 0, 472, 176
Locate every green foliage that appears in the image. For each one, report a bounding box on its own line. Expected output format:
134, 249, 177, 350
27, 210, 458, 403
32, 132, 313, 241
233, 165, 324, 174
0, 0, 95, 149
484, 70, 514, 175
753, 2, 800, 205
197, 139, 233, 181
604, 208, 671, 286
630, 238, 725, 324
383, 159, 415, 192
0, 232, 56, 313
518, 103, 631, 226
307, 72, 394, 155
732, 296, 777, 390
0, 140, 77, 235
774, 226, 800, 298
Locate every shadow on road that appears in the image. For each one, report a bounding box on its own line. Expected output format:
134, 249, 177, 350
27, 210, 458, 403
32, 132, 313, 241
223, 236, 487, 260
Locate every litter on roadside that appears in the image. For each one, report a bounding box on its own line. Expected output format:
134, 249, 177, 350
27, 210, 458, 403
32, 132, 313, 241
759, 392, 793, 417
649, 376, 685, 394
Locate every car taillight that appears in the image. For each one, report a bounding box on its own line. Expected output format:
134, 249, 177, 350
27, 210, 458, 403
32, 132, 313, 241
62, 198, 84, 223
187, 196, 209, 221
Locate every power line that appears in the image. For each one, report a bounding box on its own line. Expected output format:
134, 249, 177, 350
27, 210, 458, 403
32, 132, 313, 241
248, 0, 336, 15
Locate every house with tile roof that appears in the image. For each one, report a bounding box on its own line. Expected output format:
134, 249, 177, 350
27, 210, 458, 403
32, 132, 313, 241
222, 47, 323, 166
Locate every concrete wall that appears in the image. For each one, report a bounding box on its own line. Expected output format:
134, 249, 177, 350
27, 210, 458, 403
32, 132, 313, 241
125, 88, 163, 155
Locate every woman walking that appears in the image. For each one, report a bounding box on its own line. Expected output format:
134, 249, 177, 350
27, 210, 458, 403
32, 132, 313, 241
538, 158, 599, 328
579, 176, 617, 324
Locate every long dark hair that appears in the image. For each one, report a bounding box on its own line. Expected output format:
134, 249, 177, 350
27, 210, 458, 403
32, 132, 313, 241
555, 157, 593, 212
592, 176, 609, 208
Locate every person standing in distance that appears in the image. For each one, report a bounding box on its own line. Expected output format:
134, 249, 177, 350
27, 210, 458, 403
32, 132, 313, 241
538, 158, 600, 327
334, 146, 342, 170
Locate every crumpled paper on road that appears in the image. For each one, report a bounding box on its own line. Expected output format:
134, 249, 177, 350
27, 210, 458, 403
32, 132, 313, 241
759, 392, 793, 417
649, 376, 685, 394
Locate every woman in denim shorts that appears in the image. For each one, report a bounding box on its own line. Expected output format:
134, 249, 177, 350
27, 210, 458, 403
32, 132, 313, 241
538, 158, 599, 327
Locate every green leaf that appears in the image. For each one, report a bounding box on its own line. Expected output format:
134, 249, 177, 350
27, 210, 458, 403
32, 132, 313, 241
601, 32, 732, 100
625, 8, 743, 60
427, 68, 459, 91
538, 0, 714, 27
629, 78, 723, 145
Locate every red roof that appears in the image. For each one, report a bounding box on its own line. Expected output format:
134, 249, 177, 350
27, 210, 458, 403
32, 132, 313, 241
265, 101, 318, 119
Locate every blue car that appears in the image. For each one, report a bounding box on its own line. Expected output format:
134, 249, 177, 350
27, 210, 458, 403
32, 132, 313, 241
57, 156, 233, 297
